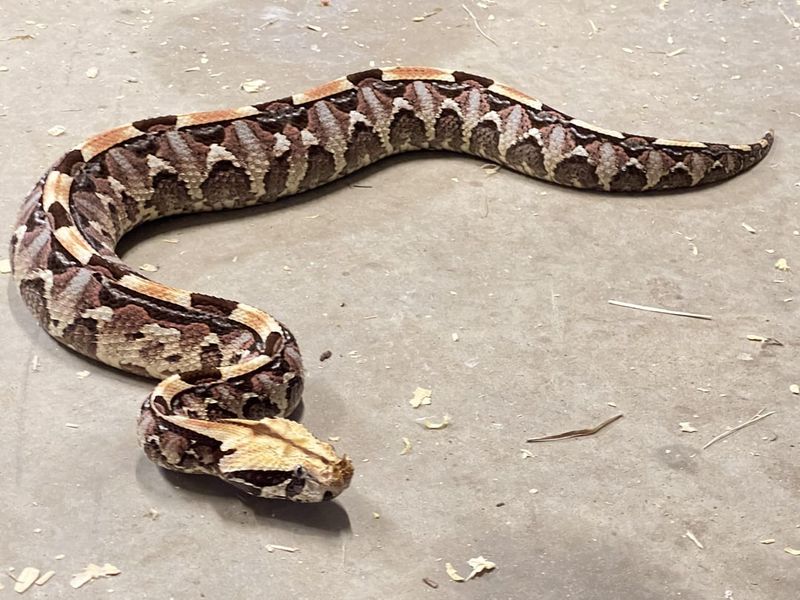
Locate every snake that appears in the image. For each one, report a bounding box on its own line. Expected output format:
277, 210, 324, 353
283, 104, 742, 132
9, 66, 773, 502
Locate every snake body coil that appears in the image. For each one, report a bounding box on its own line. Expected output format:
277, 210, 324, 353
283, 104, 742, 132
9, 67, 772, 501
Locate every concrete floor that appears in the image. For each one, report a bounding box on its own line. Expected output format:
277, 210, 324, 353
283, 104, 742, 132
1, 1, 798, 598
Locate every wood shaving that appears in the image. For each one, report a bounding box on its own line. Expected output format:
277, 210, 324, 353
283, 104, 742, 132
666, 47, 686, 57
790, 384, 799, 395
703, 408, 775, 450
0, 257, 11, 274
85, 66, 98, 78
784, 547, 800, 556
658, 0, 670, 9
265, 544, 298, 553
445, 562, 465, 582
422, 577, 439, 589
372, 512, 380, 519
775, 258, 790, 271
527, 414, 623, 442
685, 530, 704, 549
138, 263, 158, 272
305, 24, 322, 31
741, 222, 757, 234
69, 563, 120, 589
419, 415, 450, 429
608, 300, 711, 320
408, 387, 432, 408
400, 436, 412, 455
679, 422, 698, 433
328, 436, 340, 442
147, 508, 160, 520
14, 567, 40, 593
451, 332, 459, 341
47, 125, 66, 136
35, 571, 55, 586
465, 556, 496, 580
76, 370, 90, 379
760, 538, 776, 544
240, 79, 269, 93
519, 448, 534, 458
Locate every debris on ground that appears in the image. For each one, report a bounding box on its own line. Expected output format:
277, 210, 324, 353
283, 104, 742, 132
69, 563, 120, 589
13, 567, 40, 593
446, 556, 497, 582
608, 300, 712, 320
265, 544, 298, 553
527, 414, 623, 442
418, 415, 450, 429
703, 408, 775, 450
408, 387, 432, 408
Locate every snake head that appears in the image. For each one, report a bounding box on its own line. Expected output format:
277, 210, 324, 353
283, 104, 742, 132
154, 412, 354, 501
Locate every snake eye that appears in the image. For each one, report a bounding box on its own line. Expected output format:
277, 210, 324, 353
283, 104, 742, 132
293, 465, 307, 479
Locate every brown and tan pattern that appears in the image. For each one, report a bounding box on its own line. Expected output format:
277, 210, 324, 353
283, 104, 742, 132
9, 67, 773, 501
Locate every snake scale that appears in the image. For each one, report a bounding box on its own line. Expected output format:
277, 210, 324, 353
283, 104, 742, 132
10, 67, 773, 501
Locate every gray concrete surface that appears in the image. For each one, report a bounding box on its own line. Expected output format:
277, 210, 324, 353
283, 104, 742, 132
1, 1, 798, 598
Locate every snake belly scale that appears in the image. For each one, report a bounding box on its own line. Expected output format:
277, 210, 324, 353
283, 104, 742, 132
9, 67, 773, 501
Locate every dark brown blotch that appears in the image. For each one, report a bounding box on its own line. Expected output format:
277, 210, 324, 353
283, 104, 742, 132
347, 68, 383, 85
452, 70, 494, 88
132, 115, 178, 133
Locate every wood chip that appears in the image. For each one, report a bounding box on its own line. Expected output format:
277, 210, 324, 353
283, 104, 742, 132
47, 125, 66, 136
240, 79, 269, 93
760, 538, 776, 544
527, 414, 623, 442
608, 300, 712, 320
465, 556, 496, 580
784, 547, 800, 556
75, 370, 90, 379
419, 415, 450, 429
775, 258, 790, 271
85, 66, 98, 78
741, 222, 757, 234
69, 564, 120, 589
679, 421, 698, 433
305, 24, 322, 31
666, 47, 686, 57
445, 562, 465, 582
702, 408, 775, 450
409, 387, 432, 408
0, 257, 11, 274
265, 544, 298, 553
790, 384, 799, 395
14, 567, 40, 593
35, 571, 55, 586
138, 263, 158, 272
400, 436, 412, 455
685, 530, 704, 549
